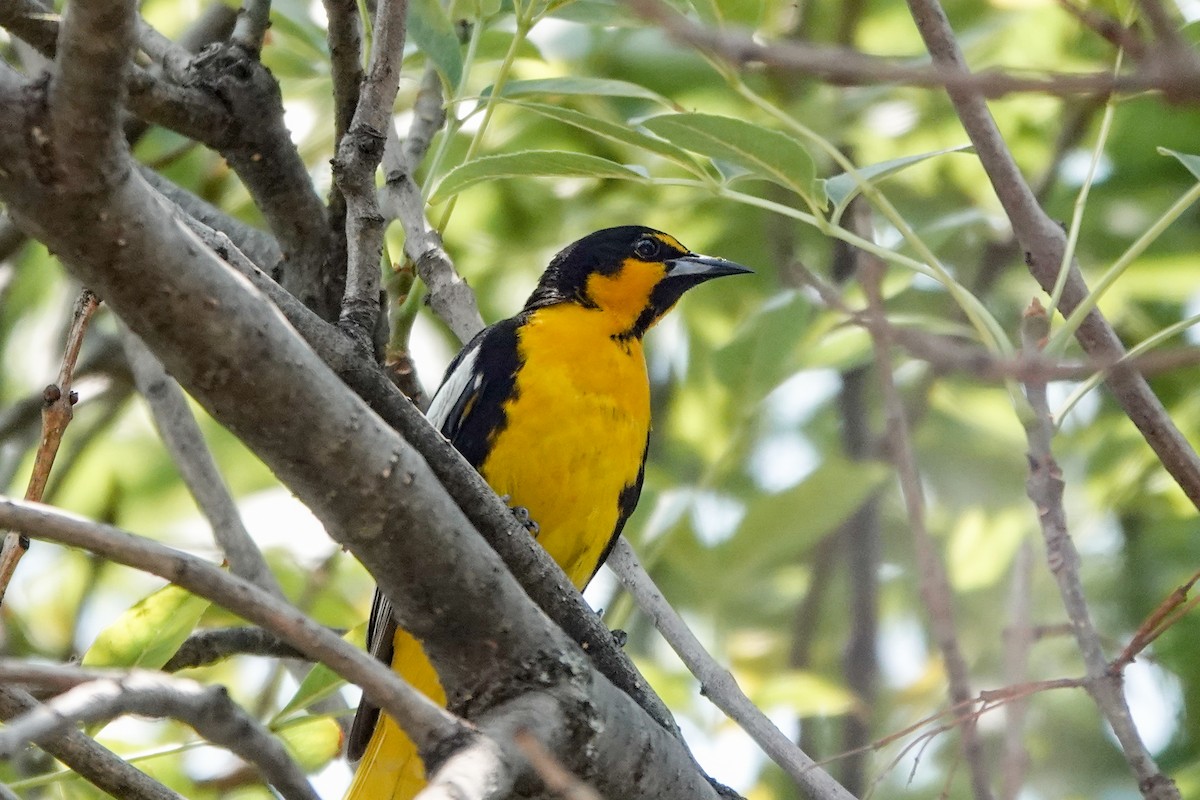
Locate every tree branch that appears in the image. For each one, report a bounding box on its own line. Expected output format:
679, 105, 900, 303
333, 0, 409, 351
136, 164, 281, 272
0, 499, 468, 754
185, 44, 338, 318
230, 0, 273, 57
859, 257, 993, 800
903, 0, 1200, 513
1018, 302, 1178, 800
47, 0, 135, 188
120, 329, 281, 595
0, 685, 183, 800
625, 0, 1200, 101
0, 663, 319, 800
163, 626, 312, 672
608, 538, 856, 800
380, 67, 484, 343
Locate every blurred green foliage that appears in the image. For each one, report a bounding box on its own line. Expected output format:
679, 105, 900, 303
3, 0, 1200, 797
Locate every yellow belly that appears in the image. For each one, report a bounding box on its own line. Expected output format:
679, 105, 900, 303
480, 303, 651, 587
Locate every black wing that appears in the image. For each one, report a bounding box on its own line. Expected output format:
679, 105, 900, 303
346, 316, 524, 761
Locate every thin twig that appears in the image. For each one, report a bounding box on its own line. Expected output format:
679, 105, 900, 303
1110, 567, 1200, 672
333, 0, 410, 352
608, 538, 857, 800
230, 0, 273, 57
623, 0, 1200, 102
859, 256, 993, 800
513, 729, 604, 800
0, 289, 100, 606
0, 664, 318, 800
380, 66, 484, 344
0, 685, 183, 800
1019, 300, 1178, 800
121, 328, 282, 596
903, 0, 1200, 514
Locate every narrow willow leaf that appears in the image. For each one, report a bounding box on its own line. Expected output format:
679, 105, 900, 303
642, 113, 825, 210
409, 0, 464, 89
430, 151, 647, 203
482, 77, 672, 106
276, 716, 344, 772
513, 102, 708, 177
1159, 147, 1200, 181
274, 623, 366, 723
826, 144, 973, 224
722, 457, 890, 565
81, 583, 210, 669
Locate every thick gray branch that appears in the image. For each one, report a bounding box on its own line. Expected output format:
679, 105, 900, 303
0, 499, 466, 753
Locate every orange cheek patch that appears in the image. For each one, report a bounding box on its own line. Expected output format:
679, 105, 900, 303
584, 260, 665, 333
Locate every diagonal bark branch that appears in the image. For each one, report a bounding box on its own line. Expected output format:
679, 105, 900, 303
120, 329, 281, 595
609, 538, 856, 800
860, 257, 993, 800
903, 0, 1200, 513
0, 499, 466, 754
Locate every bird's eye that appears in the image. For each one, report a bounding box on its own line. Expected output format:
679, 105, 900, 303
633, 237, 660, 260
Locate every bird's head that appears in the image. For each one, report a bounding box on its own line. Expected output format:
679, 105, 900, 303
524, 226, 752, 339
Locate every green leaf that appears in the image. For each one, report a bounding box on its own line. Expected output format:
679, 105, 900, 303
752, 670, 859, 717
719, 457, 890, 568
409, 0, 464, 89
826, 144, 973, 224
482, 77, 672, 106
276, 716, 344, 772
430, 151, 647, 203
274, 623, 365, 723
642, 113, 825, 210
713, 290, 812, 406
948, 508, 1029, 591
81, 583, 210, 669
512, 102, 709, 178
1159, 147, 1200, 181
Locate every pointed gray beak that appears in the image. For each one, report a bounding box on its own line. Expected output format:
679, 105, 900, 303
665, 252, 754, 280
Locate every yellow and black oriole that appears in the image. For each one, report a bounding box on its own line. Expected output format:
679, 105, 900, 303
345, 225, 751, 799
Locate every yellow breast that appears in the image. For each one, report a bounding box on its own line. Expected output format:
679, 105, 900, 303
479, 303, 650, 588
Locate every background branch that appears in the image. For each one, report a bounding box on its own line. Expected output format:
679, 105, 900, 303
0, 685, 183, 800
1019, 302, 1178, 800
903, 0, 1200, 513
0, 664, 319, 800
120, 329, 281, 595
860, 256, 993, 800
608, 538, 857, 800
